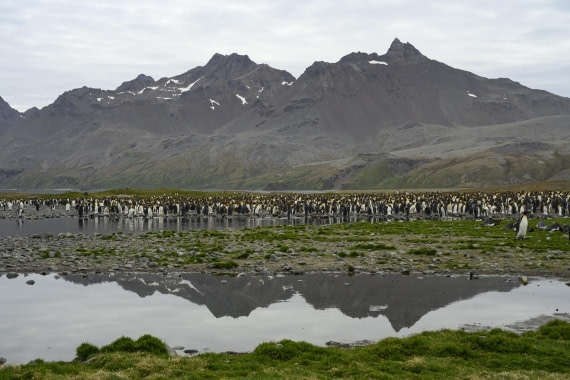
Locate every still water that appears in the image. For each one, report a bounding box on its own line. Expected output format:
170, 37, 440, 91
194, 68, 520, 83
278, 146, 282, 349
0, 215, 353, 236
1, 272, 568, 365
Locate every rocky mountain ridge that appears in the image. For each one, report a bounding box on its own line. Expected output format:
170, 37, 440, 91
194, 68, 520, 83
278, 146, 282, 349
63, 272, 520, 332
1, 38, 569, 190
0, 95, 21, 135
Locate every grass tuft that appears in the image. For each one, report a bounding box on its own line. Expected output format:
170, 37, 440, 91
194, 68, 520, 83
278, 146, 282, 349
76, 342, 100, 361
98, 334, 169, 357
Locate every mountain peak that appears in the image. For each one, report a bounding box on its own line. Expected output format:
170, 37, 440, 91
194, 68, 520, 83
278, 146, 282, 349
202, 53, 258, 80
115, 74, 155, 93
384, 38, 429, 64
206, 53, 255, 68
338, 51, 382, 64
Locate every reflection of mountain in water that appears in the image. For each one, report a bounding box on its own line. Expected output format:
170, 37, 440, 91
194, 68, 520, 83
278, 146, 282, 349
63, 273, 520, 331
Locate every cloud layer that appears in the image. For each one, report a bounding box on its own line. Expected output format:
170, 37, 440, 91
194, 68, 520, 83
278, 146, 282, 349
2, 0, 569, 111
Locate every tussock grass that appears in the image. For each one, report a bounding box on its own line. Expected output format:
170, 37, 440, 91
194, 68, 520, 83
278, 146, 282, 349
2, 321, 569, 379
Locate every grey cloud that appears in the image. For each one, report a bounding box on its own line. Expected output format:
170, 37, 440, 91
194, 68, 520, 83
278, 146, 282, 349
1, 0, 570, 110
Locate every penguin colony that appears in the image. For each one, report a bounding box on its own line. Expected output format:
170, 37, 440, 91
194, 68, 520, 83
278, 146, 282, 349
2, 190, 569, 228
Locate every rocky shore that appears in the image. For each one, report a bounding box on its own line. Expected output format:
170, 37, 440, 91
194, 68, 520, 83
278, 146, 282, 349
1, 203, 569, 281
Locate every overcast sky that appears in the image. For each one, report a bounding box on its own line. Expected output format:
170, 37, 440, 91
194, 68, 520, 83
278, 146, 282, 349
2, 0, 570, 111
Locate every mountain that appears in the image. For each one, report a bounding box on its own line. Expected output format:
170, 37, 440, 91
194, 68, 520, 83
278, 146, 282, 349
0, 96, 21, 135
1, 39, 570, 190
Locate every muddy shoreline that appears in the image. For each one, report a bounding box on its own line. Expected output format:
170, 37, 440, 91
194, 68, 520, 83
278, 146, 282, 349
1, 205, 569, 281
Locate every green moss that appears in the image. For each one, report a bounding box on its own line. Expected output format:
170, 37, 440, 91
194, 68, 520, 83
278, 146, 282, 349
234, 249, 254, 259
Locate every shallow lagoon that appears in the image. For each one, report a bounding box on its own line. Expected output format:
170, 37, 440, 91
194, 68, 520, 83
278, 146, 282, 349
0, 215, 352, 236
1, 272, 568, 365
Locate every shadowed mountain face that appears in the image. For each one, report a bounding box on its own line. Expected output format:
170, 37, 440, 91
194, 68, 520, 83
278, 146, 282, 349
0, 96, 21, 135
62, 272, 521, 332
1, 39, 569, 190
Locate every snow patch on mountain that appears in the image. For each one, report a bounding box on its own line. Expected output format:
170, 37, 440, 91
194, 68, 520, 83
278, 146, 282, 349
137, 86, 159, 95
179, 76, 204, 93
210, 98, 220, 110
236, 94, 247, 105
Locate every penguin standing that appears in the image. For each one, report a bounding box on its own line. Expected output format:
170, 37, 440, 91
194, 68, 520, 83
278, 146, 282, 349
515, 211, 528, 240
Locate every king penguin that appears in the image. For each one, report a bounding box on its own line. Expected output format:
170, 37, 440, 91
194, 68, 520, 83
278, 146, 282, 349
515, 211, 529, 240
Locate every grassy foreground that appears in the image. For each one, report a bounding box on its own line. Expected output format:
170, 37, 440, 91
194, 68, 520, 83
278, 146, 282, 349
1, 320, 569, 379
